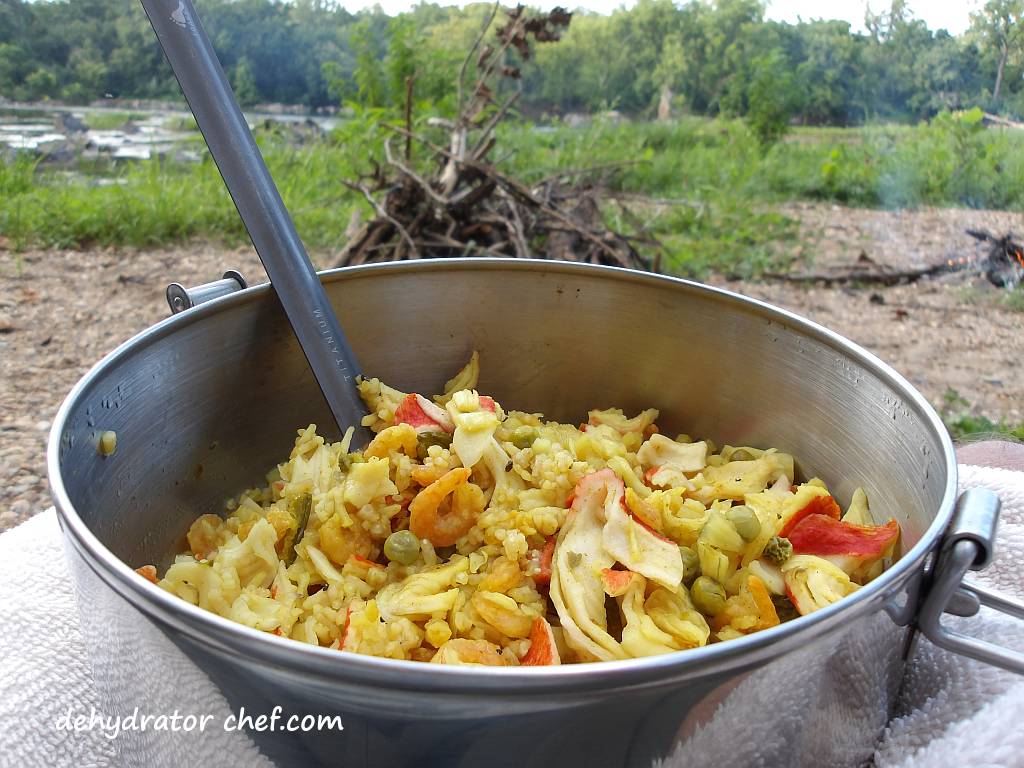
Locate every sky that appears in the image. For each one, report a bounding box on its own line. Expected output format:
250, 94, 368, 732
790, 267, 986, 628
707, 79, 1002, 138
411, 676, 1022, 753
338, 0, 979, 34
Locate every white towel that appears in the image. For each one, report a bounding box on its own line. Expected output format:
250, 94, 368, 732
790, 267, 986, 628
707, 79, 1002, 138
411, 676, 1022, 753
874, 465, 1024, 768
1, 465, 1022, 767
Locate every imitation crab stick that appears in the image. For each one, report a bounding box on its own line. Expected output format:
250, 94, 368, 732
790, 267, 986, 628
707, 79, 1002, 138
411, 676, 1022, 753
394, 393, 454, 434
520, 617, 561, 666
778, 491, 843, 537
788, 514, 899, 578
534, 536, 556, 586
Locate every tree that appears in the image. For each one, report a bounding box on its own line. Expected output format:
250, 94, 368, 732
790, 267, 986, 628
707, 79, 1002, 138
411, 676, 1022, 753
232, 57, 260, 106
744, 48, 800, 144
970, 0, 1024, 102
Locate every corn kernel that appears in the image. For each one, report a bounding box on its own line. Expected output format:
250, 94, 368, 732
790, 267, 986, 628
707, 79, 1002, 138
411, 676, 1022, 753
425, 619, 452, 648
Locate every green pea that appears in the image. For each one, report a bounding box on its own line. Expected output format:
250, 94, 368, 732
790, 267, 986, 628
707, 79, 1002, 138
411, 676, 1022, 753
511, 427, 539, 450
730, 448, 756, 462
339, 452, 366, 471
691, 576, 727, 616
417, 432, 452, 460
384, 529, 420, 565
727, 505, 761, 541
679, 546, 700, 585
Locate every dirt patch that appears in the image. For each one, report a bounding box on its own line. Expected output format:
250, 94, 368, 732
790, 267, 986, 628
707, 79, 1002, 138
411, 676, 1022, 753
2, 204, 1022, 531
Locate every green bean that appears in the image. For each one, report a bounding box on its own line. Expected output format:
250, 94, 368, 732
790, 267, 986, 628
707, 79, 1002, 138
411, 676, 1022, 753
281, 493, 312, 565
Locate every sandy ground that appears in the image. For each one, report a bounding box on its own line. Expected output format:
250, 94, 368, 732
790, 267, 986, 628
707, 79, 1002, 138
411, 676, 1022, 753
1, 203, 1022, 531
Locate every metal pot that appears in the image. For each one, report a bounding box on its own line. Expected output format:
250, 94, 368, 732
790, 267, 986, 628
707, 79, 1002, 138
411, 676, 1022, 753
49, 260, 1022, 768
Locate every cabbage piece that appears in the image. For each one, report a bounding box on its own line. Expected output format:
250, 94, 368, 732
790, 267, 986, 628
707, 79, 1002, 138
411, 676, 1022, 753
781, 555, 858, 615
602, 489, 683, 589
356, 377, 408, 430
160, 557, 239, 615
692, 453, 792, 504
377, 557, 468, 621
747, 559, 786, 595
655, 491, 708, 547
447, 390, 501, 468
433, 351, 480, 406
619, 574, 679, 657
481, 437, 524, 508
636, 434, 707, 474
304, 544, 346, 585
549, 469, 627, 662
343, 457, 398, 508
216, 518, 280, 589
645, 586, 710, 649
606, 456, 652, 499
841, 487, 872, 526
587, 407, 659, 435
228, 586, 291, 632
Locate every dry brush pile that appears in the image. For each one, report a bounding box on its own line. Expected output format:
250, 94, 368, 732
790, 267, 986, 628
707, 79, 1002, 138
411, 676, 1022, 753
334, 5, 655, 271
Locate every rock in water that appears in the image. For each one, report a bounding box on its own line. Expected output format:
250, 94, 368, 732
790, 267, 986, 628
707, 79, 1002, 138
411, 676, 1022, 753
54, 112, 88, 134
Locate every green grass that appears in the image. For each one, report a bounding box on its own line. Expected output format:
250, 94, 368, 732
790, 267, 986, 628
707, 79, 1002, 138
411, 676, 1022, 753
941, 388, 1024, 442
2, 112, 1023, 279
0, 135, 366, 252
163, 115, 199, 133
83, 111, 148, 130
958, 285, 1024, 313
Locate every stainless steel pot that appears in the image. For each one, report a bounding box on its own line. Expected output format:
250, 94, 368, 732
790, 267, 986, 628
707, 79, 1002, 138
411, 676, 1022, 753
49, 260, 1023, 768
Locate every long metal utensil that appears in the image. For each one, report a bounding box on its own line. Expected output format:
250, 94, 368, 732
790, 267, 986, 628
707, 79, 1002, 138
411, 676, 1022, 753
139, 0, 369, 443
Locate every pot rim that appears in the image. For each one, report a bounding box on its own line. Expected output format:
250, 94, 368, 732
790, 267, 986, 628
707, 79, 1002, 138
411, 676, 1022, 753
48, 258, 958, 694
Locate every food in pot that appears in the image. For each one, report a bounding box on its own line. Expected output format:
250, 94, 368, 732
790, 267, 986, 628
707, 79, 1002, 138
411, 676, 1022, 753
144, 353, 901, 665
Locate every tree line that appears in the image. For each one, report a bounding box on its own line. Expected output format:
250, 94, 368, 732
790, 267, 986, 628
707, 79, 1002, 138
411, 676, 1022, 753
1, 0, 1022, 126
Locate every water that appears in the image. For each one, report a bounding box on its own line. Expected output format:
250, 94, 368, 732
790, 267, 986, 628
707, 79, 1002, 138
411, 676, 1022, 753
0, 104, 340, 160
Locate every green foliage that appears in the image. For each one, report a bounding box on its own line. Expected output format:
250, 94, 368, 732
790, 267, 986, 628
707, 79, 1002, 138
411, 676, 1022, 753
1, 116, 1021, 272
83, 111, 147, 130
0, 0, 1021, 122
0, 140, 362, 252
231, 58, 260, 107
350, 17, 388, 108
743, 50, 800, 145
942, 388, 1024, 441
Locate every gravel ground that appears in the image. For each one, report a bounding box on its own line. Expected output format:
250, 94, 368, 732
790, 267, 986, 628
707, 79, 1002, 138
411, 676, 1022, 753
2, 203, 1022, 532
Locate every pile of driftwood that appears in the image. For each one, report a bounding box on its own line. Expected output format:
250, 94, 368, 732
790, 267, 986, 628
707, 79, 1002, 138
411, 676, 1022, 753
334, 5, 652, 271
763, 229, 1024, 289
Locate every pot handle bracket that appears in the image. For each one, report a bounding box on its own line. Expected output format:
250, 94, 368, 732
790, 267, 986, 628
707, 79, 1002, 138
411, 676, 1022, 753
917, 487, 1024, 675
167, 270, 247, 314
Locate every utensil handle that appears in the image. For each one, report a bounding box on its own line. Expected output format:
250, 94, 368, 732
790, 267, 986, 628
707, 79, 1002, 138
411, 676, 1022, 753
139, 0, 368, 440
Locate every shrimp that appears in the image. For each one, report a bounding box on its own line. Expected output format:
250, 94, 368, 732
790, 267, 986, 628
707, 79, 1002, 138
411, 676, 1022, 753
319, 512, 374, 566
409, 467, 485, 546
187, 513, 224, 560
410, 463, 450, 487
472, 591, 534, 638
364, 424, 419, 460
478, 556, 524, 593
430, 638, 508, 666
